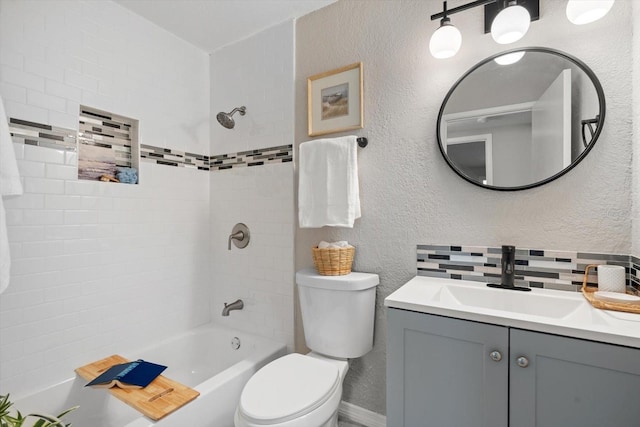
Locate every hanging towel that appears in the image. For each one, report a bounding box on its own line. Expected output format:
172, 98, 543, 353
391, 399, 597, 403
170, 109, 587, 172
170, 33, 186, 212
0, 96, 23, 295
298, 135, 361, 228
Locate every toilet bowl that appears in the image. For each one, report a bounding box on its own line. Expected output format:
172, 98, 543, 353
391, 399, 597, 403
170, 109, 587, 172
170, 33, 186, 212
234, 353, 348, 427
234, 269, 379, 427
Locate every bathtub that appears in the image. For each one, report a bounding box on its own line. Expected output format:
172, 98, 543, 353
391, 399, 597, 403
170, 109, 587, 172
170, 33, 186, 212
13, 323, 287, 427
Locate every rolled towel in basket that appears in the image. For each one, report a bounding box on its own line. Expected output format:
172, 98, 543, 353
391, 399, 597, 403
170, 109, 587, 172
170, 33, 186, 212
318, 240, 353, 249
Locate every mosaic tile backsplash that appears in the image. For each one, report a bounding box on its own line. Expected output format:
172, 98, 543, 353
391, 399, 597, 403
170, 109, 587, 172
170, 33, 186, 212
417, 245, 639, 293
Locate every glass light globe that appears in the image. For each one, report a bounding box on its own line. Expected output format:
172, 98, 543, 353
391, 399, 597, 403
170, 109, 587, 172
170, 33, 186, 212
429, 21, 462, 59
491, 4, 531, 44
566, 0, 614, 25
494, 51, 525, 65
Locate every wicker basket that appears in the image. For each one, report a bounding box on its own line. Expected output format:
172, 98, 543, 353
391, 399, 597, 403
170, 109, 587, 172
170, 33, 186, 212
312, 246, 355, 276
581, 264, 640, 314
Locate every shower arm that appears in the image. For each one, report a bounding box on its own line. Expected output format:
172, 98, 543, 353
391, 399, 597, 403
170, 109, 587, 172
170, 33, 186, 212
228, 107, 246, 117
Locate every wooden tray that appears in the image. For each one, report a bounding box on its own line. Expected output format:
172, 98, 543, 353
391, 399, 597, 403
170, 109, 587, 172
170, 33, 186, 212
581, 264, 640, 315
76, 355, 199, 421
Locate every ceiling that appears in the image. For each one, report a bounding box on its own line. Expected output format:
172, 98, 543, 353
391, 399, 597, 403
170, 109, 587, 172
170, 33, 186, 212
114, 0, 336, 53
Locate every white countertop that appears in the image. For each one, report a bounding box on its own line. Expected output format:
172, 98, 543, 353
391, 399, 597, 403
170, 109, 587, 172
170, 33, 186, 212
385, 276, 640, 349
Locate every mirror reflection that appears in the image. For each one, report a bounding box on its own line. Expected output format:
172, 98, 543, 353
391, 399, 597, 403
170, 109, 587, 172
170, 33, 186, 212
438, 48, 605, 190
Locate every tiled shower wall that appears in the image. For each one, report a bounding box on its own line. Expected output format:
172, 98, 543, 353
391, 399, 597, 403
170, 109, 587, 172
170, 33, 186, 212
0, 0, 210, 398
209, 21, 295, 350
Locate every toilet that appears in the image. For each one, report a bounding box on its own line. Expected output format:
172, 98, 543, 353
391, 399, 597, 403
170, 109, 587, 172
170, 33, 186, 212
234, 268, 379, 427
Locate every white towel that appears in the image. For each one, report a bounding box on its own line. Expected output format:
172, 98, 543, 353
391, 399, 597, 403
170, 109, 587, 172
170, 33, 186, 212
298, 135, 361, 228
0, 96, 23, 295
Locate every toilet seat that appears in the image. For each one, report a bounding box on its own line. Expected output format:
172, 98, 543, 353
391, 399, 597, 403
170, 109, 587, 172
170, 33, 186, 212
237, 353, 340, 424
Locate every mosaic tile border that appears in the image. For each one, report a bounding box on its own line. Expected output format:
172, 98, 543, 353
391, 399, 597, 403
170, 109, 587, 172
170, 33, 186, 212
9, 116, 293, 173
9, 118, 77, 151
141, 145, 209, 170
209, 145, 293, 171
417, 245, 638, 293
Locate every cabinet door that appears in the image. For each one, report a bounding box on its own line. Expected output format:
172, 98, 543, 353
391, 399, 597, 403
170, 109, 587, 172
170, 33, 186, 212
387, 308, 508, 427
510, 329, 640, 427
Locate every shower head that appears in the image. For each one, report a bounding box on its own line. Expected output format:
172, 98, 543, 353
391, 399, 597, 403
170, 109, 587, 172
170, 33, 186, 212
216, 106, 246, 129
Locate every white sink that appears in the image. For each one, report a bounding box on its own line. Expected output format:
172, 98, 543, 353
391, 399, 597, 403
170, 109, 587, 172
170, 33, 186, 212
442, 284, 582, 319
385, 276, 640, 349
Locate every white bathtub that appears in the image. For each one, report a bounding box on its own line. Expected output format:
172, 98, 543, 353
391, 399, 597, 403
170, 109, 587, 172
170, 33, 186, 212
14, 323, 287, 427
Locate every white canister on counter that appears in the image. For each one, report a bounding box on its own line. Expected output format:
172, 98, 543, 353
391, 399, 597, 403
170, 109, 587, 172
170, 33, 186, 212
597, 265, 626, 293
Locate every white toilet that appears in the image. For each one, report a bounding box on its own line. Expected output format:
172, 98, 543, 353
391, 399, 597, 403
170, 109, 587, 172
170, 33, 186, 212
234, 268, 379, 427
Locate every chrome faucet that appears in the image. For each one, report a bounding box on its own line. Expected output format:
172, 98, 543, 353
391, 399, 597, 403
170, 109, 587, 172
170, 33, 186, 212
487, 245, 531, 292
222, 299, 244, 316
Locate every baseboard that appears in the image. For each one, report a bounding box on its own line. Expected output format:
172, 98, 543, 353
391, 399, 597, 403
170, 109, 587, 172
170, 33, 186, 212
338, 401, 386, 427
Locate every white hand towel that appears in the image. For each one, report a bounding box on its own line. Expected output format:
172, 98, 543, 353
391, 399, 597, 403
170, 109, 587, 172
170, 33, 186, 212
298, 136, 361, 228
0, 96, 23, 295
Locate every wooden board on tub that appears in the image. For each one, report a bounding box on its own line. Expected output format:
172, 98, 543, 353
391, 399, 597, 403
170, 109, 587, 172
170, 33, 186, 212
75, 354, 200, 421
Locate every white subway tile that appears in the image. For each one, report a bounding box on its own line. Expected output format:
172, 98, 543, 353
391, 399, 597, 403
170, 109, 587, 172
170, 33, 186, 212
49, 109, 80, 131
3, 99, 48, 125
0, 65, 45, 92
11, 142, 24, 160
0, 47, 24, 69
63, 69, 98, 92
17, 160, 45, 178
7, 225, 45, 242
27, 89, 67, 113
20, 240, 60, 258
65, 180, 98, 196
64, 150, 77, 166
45, 79, 81, 102
0, 289, 45, 311
45, 163, 76, 180
3, 193, 44, 210
22, 209, 64, 225
44, 224, 83, 240
0, 81, 27, 103
24, 145, 65, 164
64, 210, 97, 225
44, 194, 82, 210
24, 58, 64, 82
24, 177, 65, 194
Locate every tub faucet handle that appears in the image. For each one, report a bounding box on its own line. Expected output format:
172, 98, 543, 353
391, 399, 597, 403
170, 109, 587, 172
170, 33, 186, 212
228, 223, 250, 250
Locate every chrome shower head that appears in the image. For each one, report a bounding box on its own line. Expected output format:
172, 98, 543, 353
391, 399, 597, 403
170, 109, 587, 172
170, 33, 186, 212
216, 106, 246, 129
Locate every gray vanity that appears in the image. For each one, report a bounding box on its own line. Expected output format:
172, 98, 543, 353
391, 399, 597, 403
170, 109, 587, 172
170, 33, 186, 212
385, 277, 640, 427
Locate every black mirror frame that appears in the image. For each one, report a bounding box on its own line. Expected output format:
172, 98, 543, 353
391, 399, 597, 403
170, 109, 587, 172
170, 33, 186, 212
436, 47, 606, 191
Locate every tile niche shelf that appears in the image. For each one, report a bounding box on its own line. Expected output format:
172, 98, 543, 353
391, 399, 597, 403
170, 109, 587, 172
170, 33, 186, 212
78, 105, 140, 184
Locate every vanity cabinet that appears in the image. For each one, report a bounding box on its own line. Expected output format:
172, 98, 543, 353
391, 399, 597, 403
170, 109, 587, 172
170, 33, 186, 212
387, 308, 640, 427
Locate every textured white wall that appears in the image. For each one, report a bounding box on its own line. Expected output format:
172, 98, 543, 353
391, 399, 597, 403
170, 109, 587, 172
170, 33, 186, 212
210, 20, 295, 155
0, 0, 211, 398
209, 22, 295, 350
295, 0, 634, 415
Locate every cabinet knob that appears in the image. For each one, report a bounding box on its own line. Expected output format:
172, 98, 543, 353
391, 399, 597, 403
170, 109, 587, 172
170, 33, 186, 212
489, 350, 502, 362
516, 356, 529, 368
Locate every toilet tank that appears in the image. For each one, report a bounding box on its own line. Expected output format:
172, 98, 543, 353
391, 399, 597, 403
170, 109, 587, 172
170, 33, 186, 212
296, 269, 379, 359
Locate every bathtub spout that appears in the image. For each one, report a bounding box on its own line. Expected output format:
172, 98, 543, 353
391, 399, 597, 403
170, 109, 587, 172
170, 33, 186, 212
222, 299, 244, 316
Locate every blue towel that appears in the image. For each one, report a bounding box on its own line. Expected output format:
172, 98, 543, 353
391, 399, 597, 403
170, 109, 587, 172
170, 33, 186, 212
116, 167, 138, 184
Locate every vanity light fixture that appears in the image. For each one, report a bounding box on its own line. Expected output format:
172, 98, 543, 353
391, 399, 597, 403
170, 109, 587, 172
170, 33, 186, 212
491, 1, 531, 44
429, 2, 462, 59
429, 0, 540, 59
566, 0, 614, 25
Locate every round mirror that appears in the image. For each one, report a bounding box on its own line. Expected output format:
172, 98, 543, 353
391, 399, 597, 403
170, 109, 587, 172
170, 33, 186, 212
437, 47, 605, 191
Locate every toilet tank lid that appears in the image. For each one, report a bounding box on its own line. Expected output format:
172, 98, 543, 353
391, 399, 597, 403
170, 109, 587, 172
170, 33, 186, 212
296, 269, 379, 291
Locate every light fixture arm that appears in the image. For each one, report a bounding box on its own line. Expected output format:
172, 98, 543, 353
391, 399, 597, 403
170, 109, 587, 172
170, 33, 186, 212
430, 0, 497, 21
